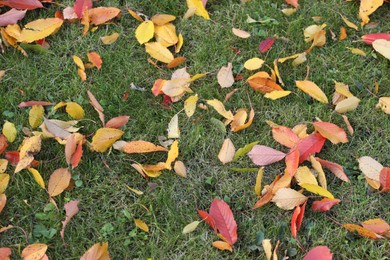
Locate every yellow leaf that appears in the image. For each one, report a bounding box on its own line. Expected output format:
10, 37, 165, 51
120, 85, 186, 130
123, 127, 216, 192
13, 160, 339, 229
271, 188, 307, 210
27, 168, 45, 189
244, 57, 264, 70
167, 114, 180, 139
145, 42, 174, 63
232, 28, 251, 38
304, 24, 326, 43
151, 14, 176, 26
341, 15, 358, 30
365, 176, 381, 190
190, 73, 206, 82
0, 193, 6, 214
135, 21, 154, 44
134, 219, 149, 233
346, 47, 366, 57
66, 102, 85, 120
123, 140, 168, 154
175, 33, 184, 53
376, 97, 390, 114
73, 55, 85, 70
154, 23, 178, 47
29, 105, 44, 128
53, 101, 67, 110
165, 140, 179, 170
174, 161, 187, 178
272, 174, 293, 194
182, 221, 200, 234
126, 185, 144, 195
372, 39, 390, 60
2, 121, 17, 143
296, 80, 328, 104
48, 168, 71, 197
184, 95, 198, 117
212, 241, 232, 252
359, 0, 384, 25
343, 224, 380, 239
186, 0, 210, 20
281, 8, 297, 16
334, 81, 353, 98
206, 99, 234, 121
335, 96, 360, 113
78, 68, 87, 81
218, 138, 235, 165
15, 135, 42, 173
21, 243, 48, 260
0, 174, 10, 194
300, 183, 334, 199
231, 107, 254, 132
91, 128, 124, 152
339, 27, 347, 40
100, 32, 120, 45
278, 53, 300, 63
262, 239, 272, 260
264, 90, 291, 100
310, 156, 327, 189
255, 167, 264, 196
18, 18, 63, 43
0, 159, 8, 173
295, 166, 318, 186
127, 9, 144, 22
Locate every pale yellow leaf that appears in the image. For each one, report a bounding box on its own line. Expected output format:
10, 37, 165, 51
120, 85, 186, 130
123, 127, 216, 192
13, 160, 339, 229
262, 239, 272, 260
255, 167, 264, 196
358, 156, 383, 181
264, 90, 291, 100
2, 121, 17, 143
334, 81, 353, 98
296, 80, 328, 104
134, 219, 149, 233
100, 33, 120, 45
167, 114, 180, 139
165, 140, 179, 170
295, 166, 318, 186
217, 63, 234, 88
126, 185, 144, 195
19, 18, 63, 43
218, 138, 235, 165
335, 96, 360, 113
292, 52, 307, 66
206, 99, 234, 121
232, 28, 251, 38
145, 42, 174, 63
91, 128, 124, 152
346, 47, 366, 57
27, 168, 45, 189
186, 0, 210, 20
278, 53, 300, 63
372, 39, 390, 60
0, 159, 8, 173
304, 24, 326, 43
300, 183, 334, 199
271, 188, 307, 210
184, 95, 198, 118
310, 156, 327, 189
29, 105, 44, 128
0, 174, 10, 194
174, 160, 187, 178
182, 221, 200, 234
281, 8, 297, 16
341, 15, 358, 30
376, 97, 390, 114
66, 102, 85, 120
244, 58, 265, 70
162, 78, 191, 98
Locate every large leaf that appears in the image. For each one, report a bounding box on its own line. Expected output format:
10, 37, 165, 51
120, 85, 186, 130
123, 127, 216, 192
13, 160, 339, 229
296, 80, 328, 103
74, 0, 93, 18
304, 246, 333, 260
313, 122, 348, 144
91, 128, 124, 152
209, 199, 237, 245
145, 42, 174, 63
88, 7, 120, 25
296, 133, 326, 163
0, 0, 43, 10
48, 168, 71, 197
0, 8, 26, 26
315, 157, 350, 182
123, 140, 167, 154
19, 18, 63, 43
361, 218, 390, 235
186, 0, 210, 20
248, 145, 286, 166
359, 0, 384, 25
311, 198, 341, 212
21, 244, 47, 260
80, 242, 110, 260
271, 188, 307, 210
342, 224, 381, 239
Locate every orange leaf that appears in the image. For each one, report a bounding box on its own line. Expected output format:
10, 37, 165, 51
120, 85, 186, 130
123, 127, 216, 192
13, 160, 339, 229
272, 126, 300, 148
247, 77, 283, 94
285, 0, 298, 8
311, 198, 341, 212
123, 140, 168, 154
151, 79, 166, 96
80, 242, 110, 260
313, 122, 348, 144
0, 247, 11, 260
48, 168, 71, 197
361, 218, 390, 235
105, 116, 129, 129
342, 224, 381, 239
379, 167, 390, 192
21, 244, 47, 260
88, 7, 120, 25
212, 241, 232, 252
167, 56, 186, 69
315, 157, 350, 182
291, 205, 301, 238
254, 175, 281, 209
285, 149, 299, 176
60, 200, 80, 244
87, 52, 102, 70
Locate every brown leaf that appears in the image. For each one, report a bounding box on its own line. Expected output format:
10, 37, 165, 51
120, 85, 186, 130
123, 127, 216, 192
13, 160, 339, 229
48, 168, 71, 197
60, 200, 80, 244
87, 90, 105, 125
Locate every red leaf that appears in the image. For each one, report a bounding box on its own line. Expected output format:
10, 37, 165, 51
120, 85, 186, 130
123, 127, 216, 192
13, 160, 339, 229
5, 151, 39, 167
291, 205, 301, 239
87, 52, 102, 70
0, 0, 43, 10
272, 126, 300, 148
73, 0, 92, 18
297, 133, 326, 163
197, 209, 217, 232
163, 95, 172, 105
258, 38, 275, 53
362, 33, 390, 45
304, 246, 333, 260
312, 198, 341, 212
285, 148, 299, 176
296, 201, 306, 231
18, 100, 52, 108
71, 142, 83, 169
379, 167, 390, 192
248, 145, 286, 166
105, 116, 129, 129
0, 8, 26, 26
315, 157, 350, 182
0, 248, 12, 259
209, 199, 238, 245
0, 135, 8, 155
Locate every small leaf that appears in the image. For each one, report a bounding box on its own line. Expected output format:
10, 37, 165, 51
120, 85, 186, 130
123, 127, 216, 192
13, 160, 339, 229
27, 168, 45, 189
87, 52, 102, 70
66, 102, 85, 120
212, 241, 232, 252
264, 90, 291, 100
297, 133, 326, 163
206, 99, 234, 121
296, 80, 328, 104
218, 138, 235, 165
29, 105, 44, 128
100, 32, 120, 45
60, 200, 80, 244
271, 188, 307, 210
335, 96, 361, 113
217, 63, 235, 88
233, 141, 259, 161
2, 121, 17, 143
134, 219, 149, 233
21, 244, 48, 260
341, 15, 358, 30
182, 221, 200, 234
254, 167, 264, 196
376, 97, 390, 114
361, 218, 390, 235
165, 140, 179, 170
145, 42, 174, 63
18, 18, 63, 43
304, 246, 333, 260
167, 113, 180, 139
91, 128, 124, 152
244, 58, 264, 70
291, 205, 301, 238
0, 247, 11, 260
186, 0, 210, 20
248, 145, 286, 166
272, 126, 300, 148
48, 168, 71, 197
300, 183, 334, 199
358, 156, 383, 181
105, 116, 129, 129
379, 167, 390, 192
88, 7, 120, 25
259, 38, 275, 53
342, 224, 380, 239
198, 209, 217, 231
262, 239, 272, 260
184, 95, 198, 118
232, 28, 251, 38
0, 174, 10, 194
174, 161, 187, 178
316, 157, 350, 182
295, 166, 318, 186
80, 242, 110, 260
285, 149, 299, 176
311, 198, 341, 212
0, 193, 6, 214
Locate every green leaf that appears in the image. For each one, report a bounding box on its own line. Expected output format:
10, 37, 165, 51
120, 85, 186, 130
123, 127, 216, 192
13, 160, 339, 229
233, 141, 259, 161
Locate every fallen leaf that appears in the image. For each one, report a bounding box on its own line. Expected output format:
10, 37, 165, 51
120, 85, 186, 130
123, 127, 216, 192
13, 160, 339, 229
48, 168, 71, 197
167, 56, 186, 69
186, 0, 210, 20
339, 27, 347, 40
335, 96, 361, 113
0, 135, 9, 155
87, 52, 102, 70
347, 47, 366, 57
311, 198, 341, 212
73, 0, 92, 18
2, 121, 16, 143
21, 244, 47, 260
285, 149, 299, 176
343, 224, 380, 239
0, 174, 9, 194
198, 209, 217, 231
88, 7, 120, 25
341, 115, 354, 135
231, 107, 254, 132
281, 8, 297, 16
254, 167, 264, 196
175, 33, 184, 53
376, 97, 390, 114
247, 73, 283, 94
218, 138, 235, 165
167, 113, 180, 139
60, 200, 80, 244
123, 140, 167, 154
217, 63, 235, 88
27, 168, 45, 189
244, 58, 264, 70
66, 102, 85, 120
209, 199, 237, 245
151, 14, 176, 26
105, 116, 129, 129
315, 157, 350, 182
0, 8, 27, 27
184, 95, 198, 117
262, 239, 272, 260
134, 219, 149, 233
310, 156, 327, 189
304, 246, 333, 260
361, 218, 390, 235
300, 183, 334, 199
100, 33, 120, 45
258, 37, 275, 53
296, 133, 326, 163
313, 121, 348, 144
0, 159, 7, 173
0, 0, 43, 10
87, 90, 105, 125
80, 242, 110, 260
295, 166, 318, 186
165, 140, 179, 170
272, 126, 300, 148
43, 118, 71, 139
135, 20, 154, 44
271, 188, 307, 210
212, 241, 233, 252
379, 167, 390, 192
296, 80, 328, 104
29, 105, 44, 128
232, 28, 251, 38
248, 145, 286, 166
0, 193, 6, 214
362, 33, 390, 44
264, 90, 291, 100
182, 221, 200, 234
0, 247, 11, 260
206, 99, 234, 121
18, 18, 63, 43
91, 128, 124, 152
18, 101, 52, 108
145, 42, 174, 63
174, 160, 187, 178
341, 15, 358, 30
285, 0, 299, 8
359, 0, 384, 26
291, 205, 301, 238
272, 174, 293, 194
15, 135, 41, 173
358, 156, 383, 181
233, 141, 259, 161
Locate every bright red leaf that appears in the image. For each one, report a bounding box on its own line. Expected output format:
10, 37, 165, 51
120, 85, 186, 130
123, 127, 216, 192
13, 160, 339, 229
304, 246, 333, 260
0, 0, 43, 10
198, 209, 217, 232
259, 38, 275, 53
296, 201, 306, 231
248, 145, 286, 166
209, 199, 238, 245
315, 157, 350, 182
291, 205, 301, 239
74, 0, 93, 18
362, 33, 390, 45
312, 198, 341, 212
297, 132, 326, 163
0, 8, 27, 26
379, 167, 390, 192
285, 148, 299, 176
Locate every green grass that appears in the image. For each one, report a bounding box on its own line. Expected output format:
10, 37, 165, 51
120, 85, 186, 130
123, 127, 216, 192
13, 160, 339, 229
0, 0, 389, 259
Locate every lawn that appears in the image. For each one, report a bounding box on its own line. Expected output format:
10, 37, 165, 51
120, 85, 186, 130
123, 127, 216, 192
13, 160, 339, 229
0, 0, 389, 259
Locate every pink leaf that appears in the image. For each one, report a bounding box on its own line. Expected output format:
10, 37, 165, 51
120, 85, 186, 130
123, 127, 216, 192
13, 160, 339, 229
105, 116, 129, 129
0, 8, 26, 26
60, 200, 80, 245
73, 0, 93, 18
18, 100, 53, 108
304, 246, 333, 260
248, 145, 286, 166
258, 38, 275, 53
209, 199, 238, 245
362, 33, 390, 45
297, 133, 326, 163
0, 248, 12, 259
198, 209, 217, 232
379, 167, 390, 192
312, 198, 341, 212
0, 0, 43, 10
315, 157, 350, 182
285, 0, 299, 8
